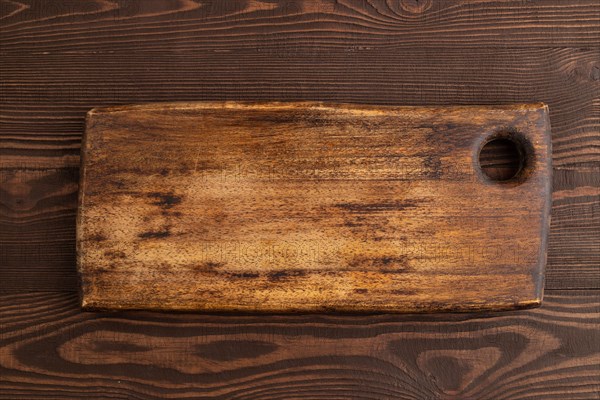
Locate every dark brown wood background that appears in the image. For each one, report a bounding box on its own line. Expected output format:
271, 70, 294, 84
1, 1, 598, 398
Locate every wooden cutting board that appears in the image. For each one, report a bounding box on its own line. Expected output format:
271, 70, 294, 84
77, 102, 551, 312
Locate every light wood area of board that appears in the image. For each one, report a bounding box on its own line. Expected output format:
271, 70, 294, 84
77, 102, 551, 312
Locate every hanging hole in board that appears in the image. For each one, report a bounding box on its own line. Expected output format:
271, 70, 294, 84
477, 130, 532, 183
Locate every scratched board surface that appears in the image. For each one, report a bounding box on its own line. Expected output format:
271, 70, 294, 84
77, 102, 551, 312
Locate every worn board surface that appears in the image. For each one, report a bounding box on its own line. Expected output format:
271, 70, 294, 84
77, 102, 551, 312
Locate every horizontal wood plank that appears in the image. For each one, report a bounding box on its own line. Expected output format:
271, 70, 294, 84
1, 0, 599, 53
547, 169, 600, 289
0, 290, 598, 399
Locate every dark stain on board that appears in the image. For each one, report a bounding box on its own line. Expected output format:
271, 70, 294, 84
108, 179, 127, 189
203, 261, 225, 269
148, 192, 182, 209
423, 155, 443, 179
104, 250, 126, 259
335, 200, 420, 213
87, 233, 107, 242
348, 256, 411, 272
138, 228, 171, 239
268, 270, 308, 281
229, 272, 260, 279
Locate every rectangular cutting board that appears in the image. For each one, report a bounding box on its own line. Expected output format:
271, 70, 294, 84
78, 102, 551, 312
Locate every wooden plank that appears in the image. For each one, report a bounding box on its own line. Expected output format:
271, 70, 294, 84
547, 169, 600, 289
0, 290, 598, 399
77, 102, 551, 312
1, 0, 598, 52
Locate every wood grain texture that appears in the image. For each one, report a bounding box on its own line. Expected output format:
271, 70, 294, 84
77, 102, 551, 312
1, 290, 598, 399
1, 0, 599, 52
0, 0, 598, 397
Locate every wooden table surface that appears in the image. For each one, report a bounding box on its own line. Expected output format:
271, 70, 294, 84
1, 1, 598, 398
